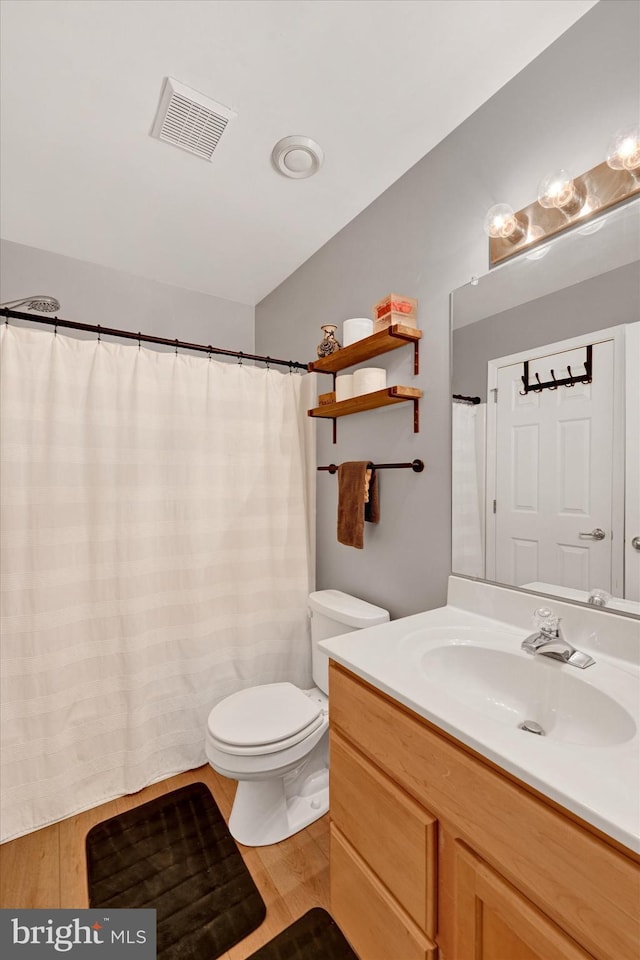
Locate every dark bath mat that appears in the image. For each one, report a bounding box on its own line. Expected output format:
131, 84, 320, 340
246, 908, 358, 960
86, 781, 266, 960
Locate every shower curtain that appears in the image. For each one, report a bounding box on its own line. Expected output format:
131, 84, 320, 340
452, 401, 485, 578
0, 323, 314, 842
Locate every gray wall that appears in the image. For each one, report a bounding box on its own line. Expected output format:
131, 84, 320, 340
255, 0, 640, 619
0, 239, 254, 351
453, 260, 640, 401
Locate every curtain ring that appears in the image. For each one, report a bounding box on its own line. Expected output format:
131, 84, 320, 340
174, 339, 179, 356
238, 351, 243, 366
207, 345, 213, 362
137, 331, 141, 351
97, 324, 101, 343
289, 361, 293, 375
266, 356, 271, 370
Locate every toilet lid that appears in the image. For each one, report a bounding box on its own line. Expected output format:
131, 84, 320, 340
208, 682, 323, 749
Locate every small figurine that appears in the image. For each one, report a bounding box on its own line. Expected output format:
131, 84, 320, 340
317, 324, 341, 358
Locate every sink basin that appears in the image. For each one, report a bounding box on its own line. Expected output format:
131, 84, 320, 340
320, 602, 640, 850
401, 629, 636, 747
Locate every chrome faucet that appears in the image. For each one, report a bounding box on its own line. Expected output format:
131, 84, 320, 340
588, 588, 611, 607
521, 608, 595, 669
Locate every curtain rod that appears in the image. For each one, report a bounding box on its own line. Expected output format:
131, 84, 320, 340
452, 393, 481, 404
318, 460, 424, 473
0, 308, 309, 371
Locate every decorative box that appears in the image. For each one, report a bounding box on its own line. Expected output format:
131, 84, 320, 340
372, 293, 418, 333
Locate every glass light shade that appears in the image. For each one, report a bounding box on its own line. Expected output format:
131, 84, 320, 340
537, 169, 586, 215
537, 169, 573, 208
483, 203, 524, 241
578, 215, 607, 236
525, 244, 551, 261
606, 126, 640, 171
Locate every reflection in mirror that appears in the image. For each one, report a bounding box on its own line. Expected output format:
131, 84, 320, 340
451, 200, 640, 617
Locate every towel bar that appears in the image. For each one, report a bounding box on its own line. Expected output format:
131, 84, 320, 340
318, 459, 424, 474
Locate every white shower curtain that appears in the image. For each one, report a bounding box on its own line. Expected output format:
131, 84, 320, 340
0, 324, 314, 842
452, 401, 485, 578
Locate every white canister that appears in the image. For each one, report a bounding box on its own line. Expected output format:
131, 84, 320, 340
353, 367, 386, 395
335, 373, 354, 402
343, 317, 374, 346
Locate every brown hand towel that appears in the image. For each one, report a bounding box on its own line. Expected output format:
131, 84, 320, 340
364, 467, 380, 524
337, 461, 379, 548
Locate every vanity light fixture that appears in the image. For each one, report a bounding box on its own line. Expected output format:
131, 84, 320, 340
486, 123, 640, 267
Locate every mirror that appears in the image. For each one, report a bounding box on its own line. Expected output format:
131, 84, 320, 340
451, 200, 640, 617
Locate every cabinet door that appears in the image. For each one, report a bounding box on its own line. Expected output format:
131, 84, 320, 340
454, 842, 594, 960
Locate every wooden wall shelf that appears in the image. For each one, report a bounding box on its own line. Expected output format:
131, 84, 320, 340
307, 323, 422, 442
308, 324, 422, 376
308, 386, 422, 432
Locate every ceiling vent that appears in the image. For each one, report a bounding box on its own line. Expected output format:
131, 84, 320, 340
150, 77, 236, 161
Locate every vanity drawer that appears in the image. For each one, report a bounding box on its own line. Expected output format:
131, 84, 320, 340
331, 824, 437, 960
330, 730, 437, 936
329, 662, 640, 960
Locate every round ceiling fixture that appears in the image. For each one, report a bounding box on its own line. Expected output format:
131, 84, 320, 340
271, 136, 324, 179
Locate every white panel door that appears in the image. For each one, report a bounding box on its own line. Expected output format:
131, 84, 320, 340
494, 340, 615, 591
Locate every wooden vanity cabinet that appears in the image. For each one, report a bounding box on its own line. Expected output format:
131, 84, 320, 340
328, 662, 640, 960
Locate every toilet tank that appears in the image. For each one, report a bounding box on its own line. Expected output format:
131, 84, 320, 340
308, 589, 389, 694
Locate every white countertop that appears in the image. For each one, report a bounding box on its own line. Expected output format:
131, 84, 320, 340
319, 594, 640, 854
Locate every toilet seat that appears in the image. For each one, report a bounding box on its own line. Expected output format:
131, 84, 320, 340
207, 682, 324, 757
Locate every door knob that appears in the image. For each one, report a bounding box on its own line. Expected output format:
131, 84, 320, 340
579, 528, 606, 541
632, 536, 640, 551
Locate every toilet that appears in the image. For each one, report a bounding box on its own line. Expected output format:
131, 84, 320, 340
206, 589, 389, 846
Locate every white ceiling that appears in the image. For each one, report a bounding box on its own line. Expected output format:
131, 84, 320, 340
0, 0, 597, 306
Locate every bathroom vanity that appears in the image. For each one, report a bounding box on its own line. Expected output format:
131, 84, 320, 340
320, 578, 640, 960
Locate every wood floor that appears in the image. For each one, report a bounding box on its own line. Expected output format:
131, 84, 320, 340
0, 764, 331, 960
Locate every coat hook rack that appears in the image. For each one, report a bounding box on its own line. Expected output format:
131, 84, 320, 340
520, 344, 592, 395
318, 459, 424, 473
452, 394, 481, 404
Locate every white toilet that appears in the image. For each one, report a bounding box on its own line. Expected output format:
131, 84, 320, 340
206, 589, 389, 846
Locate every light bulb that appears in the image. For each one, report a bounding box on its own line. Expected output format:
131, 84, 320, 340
537, 169, 586, 215
483, 203, 526, 243
606, 125, 640, 172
